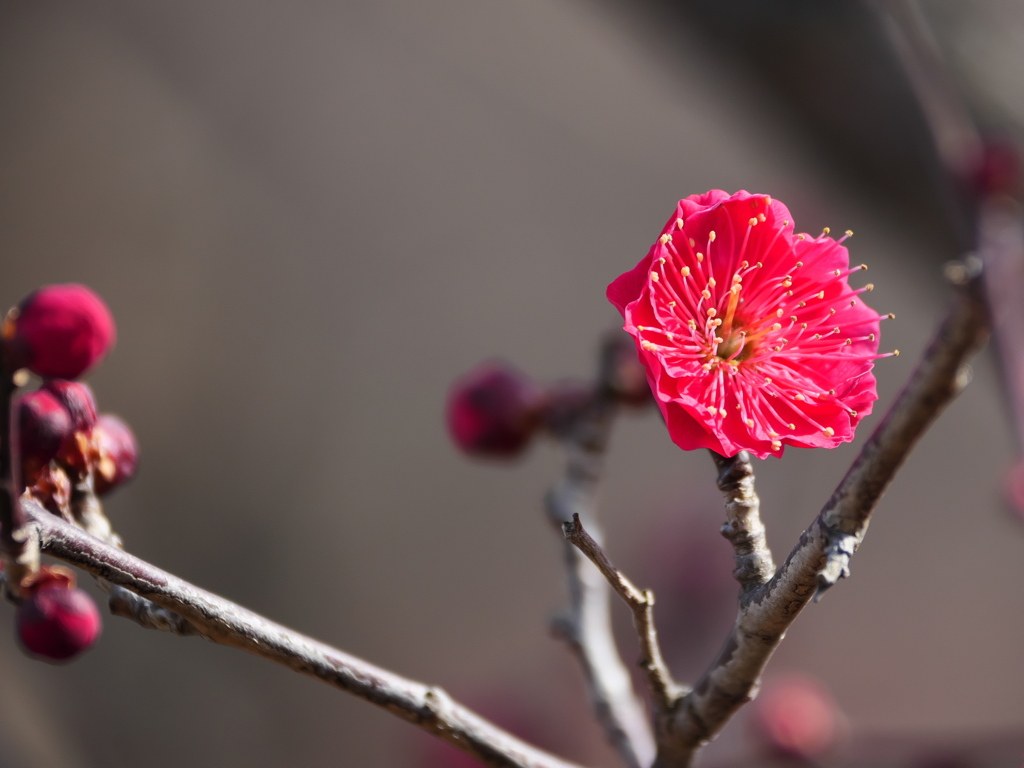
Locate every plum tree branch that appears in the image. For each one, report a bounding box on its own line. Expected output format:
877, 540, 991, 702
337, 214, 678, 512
545, 334, 657, 768
0, 362, 38, 596
651, 260, 989, 768
561, 512, 682, 713
709, 452, 774, 599
22, 497, 586, 768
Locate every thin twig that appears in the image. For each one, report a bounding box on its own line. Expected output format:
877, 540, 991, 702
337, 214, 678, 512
22, 498, 586, 768
0, 363, 38, 596
562, 512, 681, 712
652, 262, 989, 768
545, 334, 656, 768
709, 452, 774, 600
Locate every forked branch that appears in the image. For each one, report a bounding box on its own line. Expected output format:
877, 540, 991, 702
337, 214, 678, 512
652, 261, 989, 768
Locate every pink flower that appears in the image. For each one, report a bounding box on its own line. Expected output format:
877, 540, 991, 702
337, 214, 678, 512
608, 190, 887, 459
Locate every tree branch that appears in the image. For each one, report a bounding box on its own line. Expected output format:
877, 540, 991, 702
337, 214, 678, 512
545, 334, 656, 768
652, 261, 989, 768
22, 498, 586, 768
0, 363, 38, 596
708, 452, 774, 599
561, 513, 682, 713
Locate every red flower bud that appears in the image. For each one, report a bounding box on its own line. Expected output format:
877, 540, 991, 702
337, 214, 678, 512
748, 676, 841, 760
93, 414, 139, 495
42, 381, 98, 474
17, 390, 72, 483
446, 363, 545, 458
3, 284, 116, 379
972, 138, 1021, 199
16, 569, 101, 662
42, 380, 97, 432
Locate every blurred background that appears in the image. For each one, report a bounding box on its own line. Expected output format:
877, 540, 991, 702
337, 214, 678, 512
0, 0, 1022, 766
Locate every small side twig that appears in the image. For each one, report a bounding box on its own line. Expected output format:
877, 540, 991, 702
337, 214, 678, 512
107, 584, 203, 636
709, 452, 774, 599
651, 261, 989, 768
545, 334, 656, 768
23, 498, 586, 768
562, 513, 681, 713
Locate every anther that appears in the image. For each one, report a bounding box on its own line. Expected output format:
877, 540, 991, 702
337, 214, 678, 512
708, 277, 717, 287
709, 231, 717, 242
696, 252, 704, 262
859, 263, 866, 270
794, 394, 805, 401
701, 289, 712, 300
893, 349, 900, 356
680, 266, 691, 277
776, 308, 784, 317
816, 291, 825, 299
845, 338, 852, 345
651, 272, 660, 282
659, 257, 666, 264
669, 301, 677, 308
846, 230, 854, 238
769, 430, 779, 438
676, 218, 685, 229
788, 423, 796, 430
758, 213, 766, 222
748, 217, 757, 226
772, 323, 782, 331
823, 427, 835, 437
771, 440, 782, 451
689, 238, 696, 247
834, 269, 841, 276
864, 283, 875, 291
745, 418, 755, 428
707, 308, 717, 317
868, 333, 875, 341
822, 227, 830, 235
659, 234, 672, 245
887, 313, 896, 319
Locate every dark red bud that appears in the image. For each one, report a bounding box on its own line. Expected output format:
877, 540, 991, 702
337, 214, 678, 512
17, 578, 102, 662
4, 284, 116, 379
446, 363, 545, 458
17, 390, 72, 484
972, 138, 1021, 199
92, 414, 139, 495
42, 380, 97, 432
748, 676, 841, 760
606, 333, 653, 406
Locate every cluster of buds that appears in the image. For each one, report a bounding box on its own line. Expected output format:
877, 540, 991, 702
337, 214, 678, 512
2, 284, 136, 662
445, 335, 653, 459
